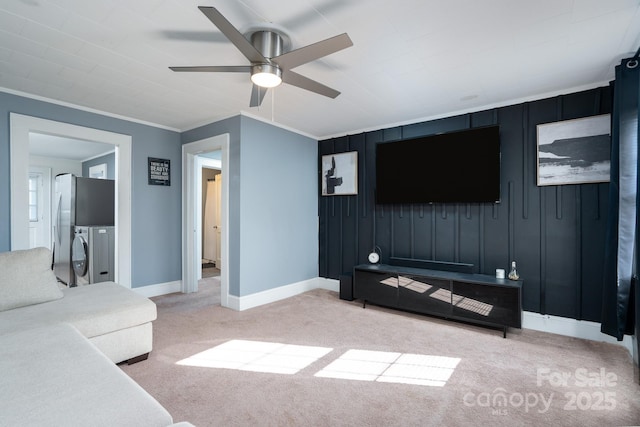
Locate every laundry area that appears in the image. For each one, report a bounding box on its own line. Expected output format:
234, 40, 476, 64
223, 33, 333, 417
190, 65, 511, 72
52, 174, 115, 287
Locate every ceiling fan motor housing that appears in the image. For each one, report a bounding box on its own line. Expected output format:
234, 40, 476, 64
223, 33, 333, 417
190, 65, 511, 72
250, 30, 284, 59
249, 31, 284, 87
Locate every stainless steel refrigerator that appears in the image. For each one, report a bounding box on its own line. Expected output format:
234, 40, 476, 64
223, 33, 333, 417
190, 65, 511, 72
53, 174, 115, 286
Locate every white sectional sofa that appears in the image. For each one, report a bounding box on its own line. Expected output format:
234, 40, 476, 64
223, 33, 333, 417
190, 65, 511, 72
0, 247, 192, 426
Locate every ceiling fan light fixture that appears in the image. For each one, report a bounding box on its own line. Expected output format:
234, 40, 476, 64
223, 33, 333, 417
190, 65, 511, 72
251, 64, 282, 88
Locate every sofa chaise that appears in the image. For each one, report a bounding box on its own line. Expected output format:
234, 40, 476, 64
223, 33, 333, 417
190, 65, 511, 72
0, 247, 192, 426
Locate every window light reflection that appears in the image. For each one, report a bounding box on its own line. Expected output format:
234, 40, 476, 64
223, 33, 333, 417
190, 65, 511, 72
176, 339, 333, 374
315, 349, 460, 387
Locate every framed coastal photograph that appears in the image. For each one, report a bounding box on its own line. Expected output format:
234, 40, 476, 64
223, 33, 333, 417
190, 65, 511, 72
321, 151, 358, 195
536, 114, 611, 186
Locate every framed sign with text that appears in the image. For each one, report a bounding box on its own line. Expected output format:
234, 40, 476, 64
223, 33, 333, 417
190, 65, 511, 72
148, 157, 171, 186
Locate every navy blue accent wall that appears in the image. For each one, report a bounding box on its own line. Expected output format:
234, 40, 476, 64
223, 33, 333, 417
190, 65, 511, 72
319, 86, 612, 321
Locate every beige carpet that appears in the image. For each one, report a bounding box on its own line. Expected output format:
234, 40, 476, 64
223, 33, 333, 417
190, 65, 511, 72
201, 266, 220, 279
121, 279, 640, 426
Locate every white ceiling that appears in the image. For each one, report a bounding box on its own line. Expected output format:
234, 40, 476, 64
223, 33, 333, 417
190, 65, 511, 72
29, 132, 113, 160
2, 0, 639, 140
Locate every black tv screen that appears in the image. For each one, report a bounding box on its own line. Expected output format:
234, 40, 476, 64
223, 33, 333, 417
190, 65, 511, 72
375, 126, 500, 204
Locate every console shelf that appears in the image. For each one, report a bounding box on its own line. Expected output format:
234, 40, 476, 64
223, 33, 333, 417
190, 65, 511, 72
353, 264, 522, 337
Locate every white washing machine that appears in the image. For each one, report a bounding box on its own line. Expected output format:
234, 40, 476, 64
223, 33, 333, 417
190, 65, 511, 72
72, 226, 115, 286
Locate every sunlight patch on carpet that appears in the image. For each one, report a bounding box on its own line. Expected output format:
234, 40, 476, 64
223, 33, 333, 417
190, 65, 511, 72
314, 349, 460, 387
176, 340, 333, 374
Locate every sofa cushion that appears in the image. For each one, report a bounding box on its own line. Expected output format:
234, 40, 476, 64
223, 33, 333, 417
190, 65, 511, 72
0, 281, 156, 339
0, 247, 63, 312
0, 323, 173, 426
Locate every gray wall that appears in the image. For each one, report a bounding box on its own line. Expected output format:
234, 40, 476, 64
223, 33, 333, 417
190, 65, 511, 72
181, 115, 242, 296
0, 91, 182, 288
83, 152, 116, 179
3, 92, 317, 295
239, 116, 318, 296
181, 115, 318, 297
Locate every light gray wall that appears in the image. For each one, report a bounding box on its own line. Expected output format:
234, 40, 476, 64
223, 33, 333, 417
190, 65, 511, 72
181, 115, 318, 298
239, 116, 318, 296
181, 115, 242, 296
2, 91, 318, 296
82, 152, 116, 179
0, 91, 182, 288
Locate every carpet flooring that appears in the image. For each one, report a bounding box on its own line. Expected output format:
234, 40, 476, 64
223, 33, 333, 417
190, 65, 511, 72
201, 266, 220, 279
121, 280, 640, 426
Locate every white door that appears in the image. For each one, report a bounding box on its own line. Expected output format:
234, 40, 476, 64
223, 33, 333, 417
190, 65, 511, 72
213, 175, 222, 268
28, 167, 52, 249
203, 178, 217, 263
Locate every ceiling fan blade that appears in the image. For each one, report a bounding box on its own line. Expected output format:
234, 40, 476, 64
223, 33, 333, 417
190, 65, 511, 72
272, 33, 353, 70
169, 66, 252, 72
282, 70, 340, 99
250, 84, 268, 107
198, 6, 266, 64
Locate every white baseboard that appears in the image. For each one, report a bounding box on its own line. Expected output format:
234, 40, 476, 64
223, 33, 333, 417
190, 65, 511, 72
228, 277, 340, 311
522, 311, 633, 354
131, 277, 633, 355
132, 280, 181, 298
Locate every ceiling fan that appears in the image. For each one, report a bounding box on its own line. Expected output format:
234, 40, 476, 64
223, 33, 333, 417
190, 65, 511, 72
169, 6, 353, 107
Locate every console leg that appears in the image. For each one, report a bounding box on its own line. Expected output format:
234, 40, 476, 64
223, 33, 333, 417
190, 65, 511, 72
362, 300, 367, 309
503, 327, 507, 339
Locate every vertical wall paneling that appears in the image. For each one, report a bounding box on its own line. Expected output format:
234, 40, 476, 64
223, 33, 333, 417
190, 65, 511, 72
479, 208, 485, 273
522, 105, 530, 220
556, 187, 563, 220
508, 181, 515, 263
410, 207, 415, 258
390, 206, 395, 257
539, 187, 547, 315
576, 187, 583, 319
319, 87, 612, 321
431, 205, 437, 257
454, 206, 460, 262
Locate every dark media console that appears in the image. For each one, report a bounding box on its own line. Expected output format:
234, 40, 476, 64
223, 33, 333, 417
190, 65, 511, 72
353, 261, 522, 338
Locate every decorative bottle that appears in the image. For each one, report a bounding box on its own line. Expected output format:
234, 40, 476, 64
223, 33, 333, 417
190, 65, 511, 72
508, 261, 519, 280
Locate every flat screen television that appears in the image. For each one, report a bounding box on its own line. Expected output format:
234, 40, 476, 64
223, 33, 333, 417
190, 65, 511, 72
375, 125, 501, 204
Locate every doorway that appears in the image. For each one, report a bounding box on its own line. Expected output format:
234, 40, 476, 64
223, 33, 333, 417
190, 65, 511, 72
197, 153, 222, 281
201, 160, 221, 279
182, 134, 230, 308
10, 113, 133, 288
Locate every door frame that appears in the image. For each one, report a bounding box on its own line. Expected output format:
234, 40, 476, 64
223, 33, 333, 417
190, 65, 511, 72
10, 113, 133, 288
182, 134, 230, 307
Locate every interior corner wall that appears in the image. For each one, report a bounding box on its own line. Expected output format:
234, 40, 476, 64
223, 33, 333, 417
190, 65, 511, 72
0, 91, 182, 289
181, 115, 242, 297
239, 116, 318, 297
181, 115, 318, 299
319, 86, 613, 322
